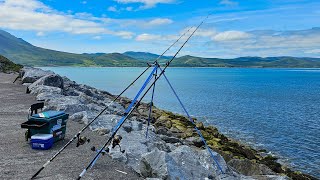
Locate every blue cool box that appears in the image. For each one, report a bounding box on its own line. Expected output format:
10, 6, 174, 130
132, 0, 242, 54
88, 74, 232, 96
26, 111, 69, 142
30, 134, 54, 150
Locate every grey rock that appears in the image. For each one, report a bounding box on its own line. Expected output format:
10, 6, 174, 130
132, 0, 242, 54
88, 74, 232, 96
107, 102, 125, 115
63, 88, 81, 96
227, 159, 276, 176
197, 148, 229, 175
73, 84, 106, 100
122, 123, 133, 133
165, 143, 177, 152
159, 135, 181, 144
89, 114, 121, 130
86, 103, 104, 112
131, 120, 143, 131
30, 74, 64, 89
169, 145, 216, 179
29, 85, 62, 95
69, 111, 88, 122
113, 129, 158, 174
155, 127, 171, 136
36, 92, 64, 101
21, 67, 54, 83
62, 76, 76, 87
93, 128, 110, 136
43, 96, 87, 115
109, 147, 128, 163
146, 141, 172, 153
185, 136, 205, 148
139, 148, 186, 179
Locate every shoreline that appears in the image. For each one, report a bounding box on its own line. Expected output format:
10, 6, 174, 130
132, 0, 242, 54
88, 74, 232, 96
38, 66, 320, 69
19, 67, 317, 179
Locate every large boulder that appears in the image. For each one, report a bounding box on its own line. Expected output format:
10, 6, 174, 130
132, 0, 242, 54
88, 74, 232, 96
36, 92, 64, 101
138, 145, 230, 180
116, 129, 152, 173
30, 74, 64, 89
43, 96, 88, 115
169, 145, 228, 179
139, 148, 186, 179
29, 85, 62, 95
88, 114, 121, 130
69, 111, 88, 122
227, 159, 276, 176
21, 67, 54, 83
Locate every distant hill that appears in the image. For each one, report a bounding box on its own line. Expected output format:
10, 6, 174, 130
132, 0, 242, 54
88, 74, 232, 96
123, 51, 172, 62
0, 30, 141, 67
1, 29, 320, 68
171, 56, 320, 68
0, 55, 22, 72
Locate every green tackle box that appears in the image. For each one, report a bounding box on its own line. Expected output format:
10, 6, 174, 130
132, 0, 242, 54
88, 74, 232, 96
21, 111, 69, 142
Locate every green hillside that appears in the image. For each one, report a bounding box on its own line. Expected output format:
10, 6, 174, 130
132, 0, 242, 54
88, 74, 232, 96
0, 55, 23, 72
123, 51, 171, 62
1, 29, 320, 68
0, 30, 141, 67
170, 56, 320, 68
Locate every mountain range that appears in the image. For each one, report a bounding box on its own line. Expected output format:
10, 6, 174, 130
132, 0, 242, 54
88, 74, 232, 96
1, 29, 320, 68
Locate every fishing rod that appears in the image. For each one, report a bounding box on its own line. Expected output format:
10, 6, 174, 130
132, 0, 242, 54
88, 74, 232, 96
76, 14, 210, 180
30, 26, 195, 180
145, 68, 157, 138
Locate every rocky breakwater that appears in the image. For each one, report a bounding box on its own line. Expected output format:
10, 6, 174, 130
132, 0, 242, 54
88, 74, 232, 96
20, 67, 316, 180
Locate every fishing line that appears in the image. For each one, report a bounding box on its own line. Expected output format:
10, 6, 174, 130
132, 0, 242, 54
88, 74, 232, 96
30, 19, 195, 180
76, 13, 212, 179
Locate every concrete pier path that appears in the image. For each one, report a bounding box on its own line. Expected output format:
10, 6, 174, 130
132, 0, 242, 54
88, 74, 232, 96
0, 72, 142, 180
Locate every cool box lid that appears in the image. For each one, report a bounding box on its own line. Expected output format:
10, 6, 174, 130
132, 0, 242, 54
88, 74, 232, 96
32, 111, 65, 119
31, 134, 53, 140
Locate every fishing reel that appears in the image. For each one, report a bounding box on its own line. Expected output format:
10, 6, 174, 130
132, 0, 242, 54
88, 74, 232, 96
76, 136, 90, 147
91, 135, 125, 154
111, 135, 125, 153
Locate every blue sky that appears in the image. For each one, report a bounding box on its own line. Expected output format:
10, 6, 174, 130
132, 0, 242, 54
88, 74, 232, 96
0, 0, 319, 58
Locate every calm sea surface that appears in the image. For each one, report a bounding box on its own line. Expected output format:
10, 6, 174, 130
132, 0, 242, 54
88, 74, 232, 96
41, 67, 320, 177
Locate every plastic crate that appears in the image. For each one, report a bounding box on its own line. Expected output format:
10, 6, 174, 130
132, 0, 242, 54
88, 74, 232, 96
30, 134, 54, 150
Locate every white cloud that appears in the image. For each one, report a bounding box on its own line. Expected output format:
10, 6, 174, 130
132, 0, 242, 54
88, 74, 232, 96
115, 0, 175, 9
0, 0, 133, 39
146, 18, 173, 26
93, 36, 102, 40
36, 31, 45, 36
195, 28, 217, 37
220, 0, 238, 6
305, 49, 320, 54
135, 27, 320, 58
201, 28, 320, 57
114, 18, 174, 28
208, 17, 247, 24
212, 31, 251, 41
81, 1, 87, 4
136, 33, 162, 41
135, 28, 217, 42
108, 6, 118, 12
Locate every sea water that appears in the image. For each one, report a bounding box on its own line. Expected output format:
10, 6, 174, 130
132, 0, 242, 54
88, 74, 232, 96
41, 67, 320, 178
